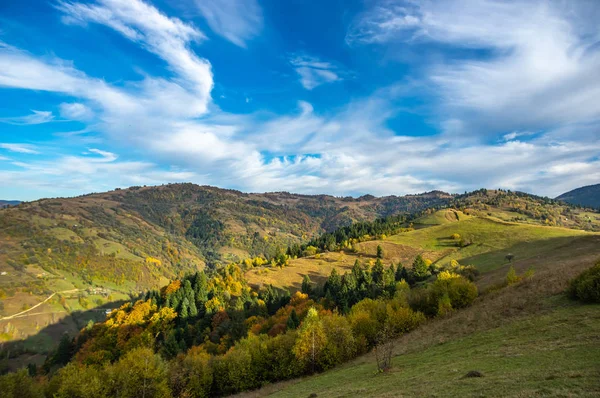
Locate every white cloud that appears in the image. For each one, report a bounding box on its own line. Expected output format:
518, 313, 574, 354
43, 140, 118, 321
0, 110, 54, 125
56, 0, 213, 115
194, 0, 262, 48
1, 0, 598, 201
289, 54, 343, 90
348, 0, 600, 135
59, 103, 94, 120
87, 148, 118, 162
0, 143, 40, 154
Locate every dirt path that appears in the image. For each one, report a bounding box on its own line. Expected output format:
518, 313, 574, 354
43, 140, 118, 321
0, 289, 80, 321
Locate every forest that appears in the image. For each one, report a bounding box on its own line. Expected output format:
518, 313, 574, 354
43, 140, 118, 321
1, 242, 480, 397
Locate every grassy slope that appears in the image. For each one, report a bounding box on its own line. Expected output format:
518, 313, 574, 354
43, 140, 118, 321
238, 229, 600, 397
266, 303, 600, 398
245, 211, 596, 291
389, 215, 591, 272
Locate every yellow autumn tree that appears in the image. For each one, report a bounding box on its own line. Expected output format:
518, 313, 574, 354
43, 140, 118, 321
293, 307, 327, 373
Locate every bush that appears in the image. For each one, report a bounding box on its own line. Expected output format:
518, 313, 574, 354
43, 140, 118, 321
568, 262, 600, 303
408, 274, 478, 317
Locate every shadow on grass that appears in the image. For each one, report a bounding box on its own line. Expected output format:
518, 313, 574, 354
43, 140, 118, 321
0, 299, 127, 372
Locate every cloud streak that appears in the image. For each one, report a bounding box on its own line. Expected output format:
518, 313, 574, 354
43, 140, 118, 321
0, 0, 598, 201
289, 54, 344, 90
194, 0, 263, 48
0, 143, 40, 154
0, 110, 54, 125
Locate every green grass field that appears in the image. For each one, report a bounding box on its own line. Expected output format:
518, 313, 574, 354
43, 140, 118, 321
388, 215, 592, 271
263, 302, 600, 398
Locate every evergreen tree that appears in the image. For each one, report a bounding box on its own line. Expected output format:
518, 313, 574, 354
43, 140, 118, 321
376, 245, 384, 259
371, 258, 385, 296
395, 262, 406, 281
179, 298, 190, 319
301, 275, 313, 295
53, 333, 75, 366
286, 309, 300, 330
412, 255, 431, 281
324, 268, 342, 305
189, 300, 198, 318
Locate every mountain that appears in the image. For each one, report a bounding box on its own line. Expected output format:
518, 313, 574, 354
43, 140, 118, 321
2, 187, 599, 395
0, 183, 453, 344
1, 184, 598, 353
0, 200, 20, 208
556, 183, 600, 209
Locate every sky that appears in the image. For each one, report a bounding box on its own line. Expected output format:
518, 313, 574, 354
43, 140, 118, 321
0, 0, 599, 201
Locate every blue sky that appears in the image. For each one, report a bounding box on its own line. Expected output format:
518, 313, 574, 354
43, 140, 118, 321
0, 0, 599, 201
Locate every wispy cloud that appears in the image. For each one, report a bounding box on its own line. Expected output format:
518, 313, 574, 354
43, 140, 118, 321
347, 0, 600, 135
0, 110, 54, 125
1, 0, 599, 200
194, 0, 262, 48
59, 102, 94, 121
0, 143, 40, 154
289, 54, 343, 90
56, 0, 213, 115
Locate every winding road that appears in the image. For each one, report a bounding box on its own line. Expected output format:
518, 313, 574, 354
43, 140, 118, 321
0, 289, 79, 321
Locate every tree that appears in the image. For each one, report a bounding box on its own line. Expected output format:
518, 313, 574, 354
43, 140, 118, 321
301, 275, 313, 295
371, 259, 385, 296
376, 245, 384, 259
320, 313, 355, 369
411, 255, 431, 281
169, 347, 213, 398
293, 308, 327, 373
286, 309, 300, 330
324, 268, 342, 305
179, 297, 190, 319
106, 347, 171, 398
506, 266, 520, 285
374, 324, 394, 372
52, 333, 75, 367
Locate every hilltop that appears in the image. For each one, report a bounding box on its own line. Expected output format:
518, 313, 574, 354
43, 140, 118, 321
557, 183, 600, 209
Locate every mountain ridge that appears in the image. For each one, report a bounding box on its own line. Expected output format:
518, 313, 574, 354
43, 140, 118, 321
556, 183, 600, 209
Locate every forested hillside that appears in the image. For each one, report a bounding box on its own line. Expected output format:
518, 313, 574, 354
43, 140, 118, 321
1, 184, 598, 373
0, 184, 452, 345
557, 183, 600, 209
2, 201, 599, 397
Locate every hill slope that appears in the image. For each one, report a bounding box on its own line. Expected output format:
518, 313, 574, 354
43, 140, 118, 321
240, 233, 600, 397
557, 183, 600, 209
0, 184, 452, 343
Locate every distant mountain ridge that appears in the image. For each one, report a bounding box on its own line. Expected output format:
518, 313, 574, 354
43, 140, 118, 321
0, 200, 20, 207
556, 183, 600, 209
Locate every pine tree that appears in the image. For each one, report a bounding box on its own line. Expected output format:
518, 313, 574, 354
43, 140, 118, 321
372, 258, 385, 296
376, 245, 384, 259
179, 298, 190, 319
324, 268, 342, 305
301, 275, 313, 295
411, 255, 431, 281
189, 300, 198, 318
286, 308, 300, 330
